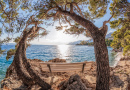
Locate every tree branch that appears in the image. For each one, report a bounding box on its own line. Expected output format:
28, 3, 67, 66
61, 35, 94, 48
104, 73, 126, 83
46, 13, 58, 19
72, 2, 84, 17
70, 3, 74, 13
64, 2, 83, 17
16, 15, 41, 48
64, 15, 85, 34
65, 2, 70, 11
53, 11, 59, 20
64, 16, 73, 26
58, 17, 62, 27
103, 3, 116, 27
39, 7, 57, 19
51, 0, 98, 36
58, 9, 98, 35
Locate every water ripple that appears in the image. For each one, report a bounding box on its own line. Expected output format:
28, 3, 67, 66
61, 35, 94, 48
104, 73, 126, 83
0, 45, 114, 82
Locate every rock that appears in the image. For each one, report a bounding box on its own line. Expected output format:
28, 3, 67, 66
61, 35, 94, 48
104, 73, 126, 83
1, 59, 46, 90
58, 74, 87, 90
48, 58, 66, 63
58, 81, 66, 88
110, 75, 124, 88
84, 75, 96, 84
120, 56, 130, 61
127, 83, 130, 90
127, 77, 130, 90
1, 75, 27, 90
81, 78, 95, 90
31, 59, 44, 62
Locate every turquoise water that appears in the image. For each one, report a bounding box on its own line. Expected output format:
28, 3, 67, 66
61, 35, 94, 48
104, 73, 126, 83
0, 45, 115, 82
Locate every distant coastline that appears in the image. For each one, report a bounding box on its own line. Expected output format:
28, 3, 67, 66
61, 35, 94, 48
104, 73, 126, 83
75, 39, 113, 46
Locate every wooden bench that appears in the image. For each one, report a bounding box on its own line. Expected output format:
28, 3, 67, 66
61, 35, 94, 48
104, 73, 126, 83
39, 61, 93, 73
38, 61, 93, 84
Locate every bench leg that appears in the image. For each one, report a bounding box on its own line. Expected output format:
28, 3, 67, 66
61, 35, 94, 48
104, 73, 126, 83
47, 64, 54, 85
50, 75, 54, 85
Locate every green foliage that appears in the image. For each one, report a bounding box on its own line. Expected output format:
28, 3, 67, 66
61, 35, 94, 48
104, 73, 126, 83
14, 37, 20, 43
0, 42, 5, 56
6, 49, 16, 60
55, 26, 64, 30
0, 0, 47, 59
1, 37, 12, 43
1, 13, 7, 18
109, 0, 129, 18
88, 0, 109, 18
77, 40, 93, 45
110, 0, 130, 56
80, 40, 87, 45
65, 26, 85, 35
110, 38, 121, 49
123, 45, 130, 56
111, 22, 130, 55
0, 28, 2, 36
5, 37, 20, 60
0, 49, 5, 56
0, 0, 111, 42
0, 0, 34, 44
105, 39, 113, 46
35, 0, 110, 36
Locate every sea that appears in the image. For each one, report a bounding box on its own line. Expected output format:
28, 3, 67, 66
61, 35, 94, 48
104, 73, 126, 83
0, 44, 117, 82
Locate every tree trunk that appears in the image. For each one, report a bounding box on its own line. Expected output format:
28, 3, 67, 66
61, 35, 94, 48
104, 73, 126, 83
59, 9, 110, 89
13, 39, 34, 86
10, 28, 51, 89
93, 31, 110, 90
20, 31, 51, 89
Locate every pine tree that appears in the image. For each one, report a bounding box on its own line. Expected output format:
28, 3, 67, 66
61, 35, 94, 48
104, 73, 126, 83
110, 0, 130, 56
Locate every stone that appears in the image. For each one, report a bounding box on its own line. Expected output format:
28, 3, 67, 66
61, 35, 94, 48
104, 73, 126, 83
85, 75, 96, 84
58, 74, 87, 90
110, 75, 124, 88
48, 58, 66, 63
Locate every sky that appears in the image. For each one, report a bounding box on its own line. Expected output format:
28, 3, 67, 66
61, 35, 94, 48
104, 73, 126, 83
30, 7, 115, 45
30, 23, 92, 45
1, 1, 116, 45
30, 0, 117, 45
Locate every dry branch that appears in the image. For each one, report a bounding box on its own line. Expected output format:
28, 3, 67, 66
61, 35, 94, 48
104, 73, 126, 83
64, 16, 73, 26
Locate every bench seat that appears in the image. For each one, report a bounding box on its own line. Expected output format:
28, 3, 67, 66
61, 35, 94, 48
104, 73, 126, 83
39, 61, 93, 72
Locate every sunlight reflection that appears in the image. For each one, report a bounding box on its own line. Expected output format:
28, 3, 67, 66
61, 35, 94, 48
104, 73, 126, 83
57, 45, 70, 59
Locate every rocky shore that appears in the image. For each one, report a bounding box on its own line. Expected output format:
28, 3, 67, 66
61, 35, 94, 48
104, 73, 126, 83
1, 57, 130, 90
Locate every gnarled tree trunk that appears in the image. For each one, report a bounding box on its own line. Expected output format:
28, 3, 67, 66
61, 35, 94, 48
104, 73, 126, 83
58, 8, 110, 90
11, 27, 51, 89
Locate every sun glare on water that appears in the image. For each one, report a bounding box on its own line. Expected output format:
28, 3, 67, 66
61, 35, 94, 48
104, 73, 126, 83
57, 45, 70, 59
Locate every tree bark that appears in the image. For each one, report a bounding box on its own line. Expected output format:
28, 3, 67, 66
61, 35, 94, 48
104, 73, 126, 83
20, 30, 51, 89
93, 30, 110, 90
11, 27, 51, 89
13, 38, 34, 86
